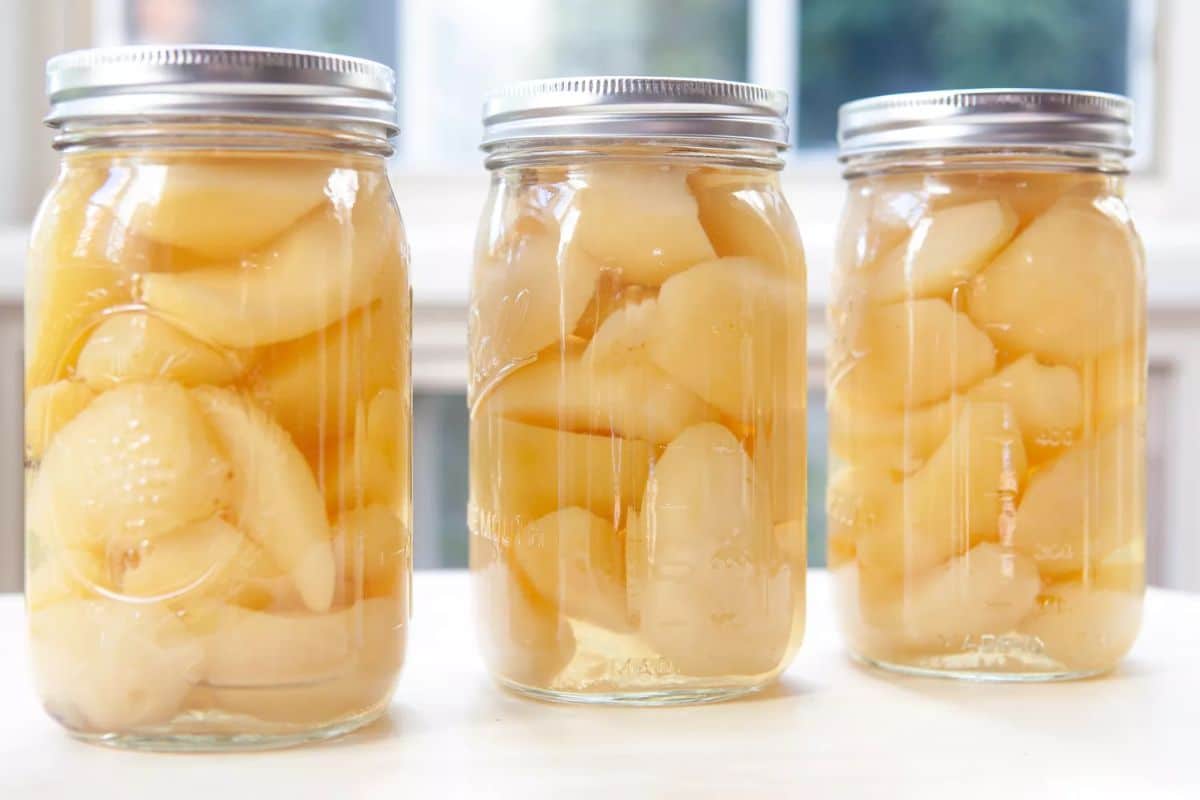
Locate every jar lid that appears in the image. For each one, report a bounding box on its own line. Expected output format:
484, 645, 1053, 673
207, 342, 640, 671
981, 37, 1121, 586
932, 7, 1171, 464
480, 76, 790, 149
837, 89, 1133, 159
45, 45, 398, 135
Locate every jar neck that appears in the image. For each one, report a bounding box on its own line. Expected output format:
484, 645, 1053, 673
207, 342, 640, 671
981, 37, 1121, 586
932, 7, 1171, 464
50, 118, 395, 158
841, 147, 1129, 179
483, 138, 786, 171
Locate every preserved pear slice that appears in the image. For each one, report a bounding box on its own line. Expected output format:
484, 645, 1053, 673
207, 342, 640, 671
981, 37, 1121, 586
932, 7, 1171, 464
140, 188, 395, 347
24, 380, 95, 462
826, 465, 897, 570
204, 598, 401, 687
757, 409, 807, 524
25, 263, 132, 389
573, 163, 716, 286
581, 297, 657, 365
252, 300, 401, 449
688, 169, 806, 278
471, 217, 602, 378
911, 402, 1027, 540
192, 386, 335, 613
470, 415, 651, 526
640, 423, 791, 676
623, 506, 646, 623
116, 159, 332, 259
828, 390, 953, 475
478, 340, 718, 446
331, 505, 409, 601
25, 551, 106, 613
75, 312, 243, 390
967, 354, 1082, 464
891, 543, 1040, 648
646, 257, 803, 420
474, 561, 576, 687
29, 382, 232, 552
25, 166, 133, 388
29, 165, 108, 266
834, 183, 915, 276
118, 515, 246, 601
1092, 337, 1145, 429
966, 198, 1143, 363
868, 199, 1018, 304
830, 298, 996, 410
194, 598, 403, 723
932, 170, 1109, 227
112, 516, 301, 615
857, 402, 1026, 575
775, 517, 807, 574
30, 599, 203, 730
512, 507, 630, 632
1019, 584, 1142, 672
1013, 413, 1144, 580
571, 270, 656, 340
1093, 539, 1146, 593
321, 388, 409, 515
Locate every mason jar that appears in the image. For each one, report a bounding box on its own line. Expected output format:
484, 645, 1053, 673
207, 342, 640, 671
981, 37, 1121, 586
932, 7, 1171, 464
468, 78, 807, 704
24, 46, 412, 749
828, 90, 1145, 680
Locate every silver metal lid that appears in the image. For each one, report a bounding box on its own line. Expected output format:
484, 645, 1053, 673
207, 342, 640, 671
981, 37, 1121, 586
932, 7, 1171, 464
45, 45, 398, 135
837, 89, 1133, 159
481, 76, 790, 149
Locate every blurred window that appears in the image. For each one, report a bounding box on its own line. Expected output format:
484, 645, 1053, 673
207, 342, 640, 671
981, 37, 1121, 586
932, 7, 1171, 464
119, 0, 1152, 161
397, 0, 748, 161
122, 0, 398, 78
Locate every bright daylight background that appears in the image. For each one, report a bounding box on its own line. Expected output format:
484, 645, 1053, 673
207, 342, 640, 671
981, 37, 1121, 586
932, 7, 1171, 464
0, 1, 1197, 591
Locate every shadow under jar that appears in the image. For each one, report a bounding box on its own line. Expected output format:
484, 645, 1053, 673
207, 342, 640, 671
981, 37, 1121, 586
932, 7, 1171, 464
828, 90, 1146, 680
468, 78, 808, 705
25, 47, 412, 750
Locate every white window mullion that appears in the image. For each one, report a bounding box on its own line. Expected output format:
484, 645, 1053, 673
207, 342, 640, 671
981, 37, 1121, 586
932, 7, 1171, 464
1128, 0, 1160, 171
90, 0, 129, 47
398, 0, 438, 165
748, 0, 797, 97
1159, 0, 1200, 206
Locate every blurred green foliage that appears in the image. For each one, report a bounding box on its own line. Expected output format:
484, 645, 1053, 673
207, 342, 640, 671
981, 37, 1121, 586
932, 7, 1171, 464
798, 0, 1130, 146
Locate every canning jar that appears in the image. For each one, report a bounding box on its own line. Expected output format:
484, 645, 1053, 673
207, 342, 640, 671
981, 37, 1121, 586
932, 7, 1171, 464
25, 47, 412, 749
468, 78, 807, 704
828, 90, 1145, 680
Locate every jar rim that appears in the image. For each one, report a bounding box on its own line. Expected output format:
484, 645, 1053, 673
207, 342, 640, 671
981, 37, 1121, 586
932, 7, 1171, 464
481, 138, 786, 172
840, 147, 1131, 179
44, 45, 399, 138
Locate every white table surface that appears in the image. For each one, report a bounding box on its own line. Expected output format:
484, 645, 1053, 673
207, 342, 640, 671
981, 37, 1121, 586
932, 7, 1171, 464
1, 570, 1197, 799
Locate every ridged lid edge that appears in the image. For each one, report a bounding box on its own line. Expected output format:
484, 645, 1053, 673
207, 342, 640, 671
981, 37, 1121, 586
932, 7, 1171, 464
45, 45, 397, 132
837, 88, 1133, 159
482, 75, 790, 149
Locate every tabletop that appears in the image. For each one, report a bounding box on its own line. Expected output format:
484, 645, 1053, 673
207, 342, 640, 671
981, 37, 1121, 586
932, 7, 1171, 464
1, 570, 1197, 799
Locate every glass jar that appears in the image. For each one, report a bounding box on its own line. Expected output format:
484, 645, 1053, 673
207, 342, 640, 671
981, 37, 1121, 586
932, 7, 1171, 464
25, 47, 412, 749
828, 90, 1145, 680
469, 78, 807, 704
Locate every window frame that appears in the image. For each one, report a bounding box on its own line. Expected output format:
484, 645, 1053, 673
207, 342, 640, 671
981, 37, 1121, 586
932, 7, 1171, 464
2, 1, 1178, 223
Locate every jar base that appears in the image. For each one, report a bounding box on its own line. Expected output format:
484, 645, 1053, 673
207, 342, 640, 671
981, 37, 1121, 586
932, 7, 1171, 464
66, 702, 389, 753
851, 650, 1110, 683
497, 677, 765, 706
